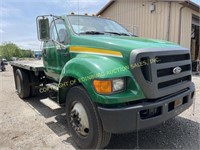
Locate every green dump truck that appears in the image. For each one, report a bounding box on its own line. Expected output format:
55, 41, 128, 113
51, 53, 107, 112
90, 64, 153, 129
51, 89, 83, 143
11, 14, 195, 149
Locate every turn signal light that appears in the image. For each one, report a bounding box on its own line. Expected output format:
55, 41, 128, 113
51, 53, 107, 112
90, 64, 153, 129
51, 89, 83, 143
93, 80, 112, 94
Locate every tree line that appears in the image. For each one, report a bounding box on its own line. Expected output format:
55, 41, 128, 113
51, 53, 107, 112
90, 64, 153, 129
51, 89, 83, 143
0, 43, 34, 61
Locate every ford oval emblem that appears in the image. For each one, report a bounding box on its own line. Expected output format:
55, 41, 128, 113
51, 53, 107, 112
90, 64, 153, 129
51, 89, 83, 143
173, 66, 182, 74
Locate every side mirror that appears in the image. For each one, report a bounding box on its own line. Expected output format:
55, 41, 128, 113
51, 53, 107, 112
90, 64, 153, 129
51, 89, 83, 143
37, 17, 50, 41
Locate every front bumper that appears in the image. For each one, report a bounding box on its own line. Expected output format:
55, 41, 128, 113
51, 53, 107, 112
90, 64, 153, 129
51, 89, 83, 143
98, 84, 195, 134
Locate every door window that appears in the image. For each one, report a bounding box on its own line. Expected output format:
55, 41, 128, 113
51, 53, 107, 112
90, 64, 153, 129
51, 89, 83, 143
50, 19, 68, 44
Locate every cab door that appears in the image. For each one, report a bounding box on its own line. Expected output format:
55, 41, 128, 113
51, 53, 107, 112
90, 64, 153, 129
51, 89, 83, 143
43, 19, 70, 81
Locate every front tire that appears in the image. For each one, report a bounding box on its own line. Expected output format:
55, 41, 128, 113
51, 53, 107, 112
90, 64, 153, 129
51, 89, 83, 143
65, 86, 111, 149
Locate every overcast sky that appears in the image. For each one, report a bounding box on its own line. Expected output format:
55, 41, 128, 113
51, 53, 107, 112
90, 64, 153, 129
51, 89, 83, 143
0, 0, 199, 51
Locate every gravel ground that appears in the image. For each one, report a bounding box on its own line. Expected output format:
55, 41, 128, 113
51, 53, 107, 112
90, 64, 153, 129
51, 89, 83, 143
0, 65, 199, 149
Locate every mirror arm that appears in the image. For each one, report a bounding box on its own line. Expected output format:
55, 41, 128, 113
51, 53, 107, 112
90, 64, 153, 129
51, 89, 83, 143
50, 14, 62, 19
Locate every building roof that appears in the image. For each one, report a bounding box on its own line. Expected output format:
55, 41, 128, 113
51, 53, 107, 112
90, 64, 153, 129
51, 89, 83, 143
180, 0, 200, 12
96, 0, 115, 16
96, 0, 200, 15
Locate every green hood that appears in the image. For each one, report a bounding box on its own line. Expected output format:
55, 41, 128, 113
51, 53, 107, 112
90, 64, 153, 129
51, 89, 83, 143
72, 35, 180, 52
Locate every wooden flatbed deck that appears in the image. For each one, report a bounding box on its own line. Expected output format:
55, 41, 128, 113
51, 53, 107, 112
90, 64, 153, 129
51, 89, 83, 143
10, 60, 44, 72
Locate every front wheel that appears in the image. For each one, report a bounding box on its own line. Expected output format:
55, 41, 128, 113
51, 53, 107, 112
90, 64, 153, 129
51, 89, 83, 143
65, 86, 111, 149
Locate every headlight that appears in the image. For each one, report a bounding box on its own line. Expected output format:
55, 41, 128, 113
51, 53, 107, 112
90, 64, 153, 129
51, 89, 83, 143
112, 79, 125, 92
93, 78, 125, 94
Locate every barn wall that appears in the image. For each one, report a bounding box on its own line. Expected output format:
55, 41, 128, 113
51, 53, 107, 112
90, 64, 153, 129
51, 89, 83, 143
100, 0, 200, 49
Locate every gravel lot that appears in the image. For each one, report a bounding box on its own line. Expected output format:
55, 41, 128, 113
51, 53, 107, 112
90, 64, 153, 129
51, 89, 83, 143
0, 65, 199, 149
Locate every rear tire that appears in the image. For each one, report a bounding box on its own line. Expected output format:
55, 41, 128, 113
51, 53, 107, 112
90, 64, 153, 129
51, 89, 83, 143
29, 72, 39, 97
65, 86, 111, 149
15, 69, 31, 99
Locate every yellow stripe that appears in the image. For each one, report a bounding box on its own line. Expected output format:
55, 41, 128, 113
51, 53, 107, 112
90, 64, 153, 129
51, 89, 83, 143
69, 46, 123, 58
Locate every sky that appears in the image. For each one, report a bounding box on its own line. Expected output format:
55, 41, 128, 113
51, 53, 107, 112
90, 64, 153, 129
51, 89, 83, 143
0, 0, 199, 51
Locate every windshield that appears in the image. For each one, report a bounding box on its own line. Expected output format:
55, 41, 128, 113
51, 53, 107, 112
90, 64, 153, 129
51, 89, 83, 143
67, 15, 130, 36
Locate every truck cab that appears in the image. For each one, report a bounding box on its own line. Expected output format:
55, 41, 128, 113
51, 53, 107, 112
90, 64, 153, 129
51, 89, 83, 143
11, 14, 195, 149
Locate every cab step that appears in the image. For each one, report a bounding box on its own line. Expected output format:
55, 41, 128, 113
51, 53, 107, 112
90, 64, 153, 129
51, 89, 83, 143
46, 83, 59, 92
46, 83, 58, 102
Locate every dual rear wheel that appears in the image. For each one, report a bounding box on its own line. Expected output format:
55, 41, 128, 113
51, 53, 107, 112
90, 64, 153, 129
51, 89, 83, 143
14, 68, 39, 99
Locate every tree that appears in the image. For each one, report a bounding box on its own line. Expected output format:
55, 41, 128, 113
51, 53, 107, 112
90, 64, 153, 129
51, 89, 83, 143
21, 49, 33, 58
0, 42, 34, 60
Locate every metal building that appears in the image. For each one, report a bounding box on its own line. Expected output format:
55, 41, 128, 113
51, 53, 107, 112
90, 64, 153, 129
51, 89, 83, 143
97, 0, 200, 62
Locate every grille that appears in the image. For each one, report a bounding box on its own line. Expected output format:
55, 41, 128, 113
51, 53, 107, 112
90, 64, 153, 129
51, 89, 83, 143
156, 54, 190, 64
130, 47, 192, 99
158, 75, 191, 89
155, 53, 191, 90
157, 64, 191, 77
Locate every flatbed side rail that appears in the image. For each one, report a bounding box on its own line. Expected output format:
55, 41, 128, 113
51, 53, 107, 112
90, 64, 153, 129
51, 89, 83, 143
10, 60, 44, 72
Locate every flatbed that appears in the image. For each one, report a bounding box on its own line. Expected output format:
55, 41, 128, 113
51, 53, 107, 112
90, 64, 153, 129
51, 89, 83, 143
10, 60, 44, 72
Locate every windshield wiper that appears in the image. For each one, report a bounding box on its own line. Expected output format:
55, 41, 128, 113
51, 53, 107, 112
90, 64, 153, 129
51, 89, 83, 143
104, 31, 130, 36
119, 33, 130, 36
79, 31, 104, 35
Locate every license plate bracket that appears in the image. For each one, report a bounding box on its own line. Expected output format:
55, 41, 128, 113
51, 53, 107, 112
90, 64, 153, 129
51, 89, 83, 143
174, 99, 182, 108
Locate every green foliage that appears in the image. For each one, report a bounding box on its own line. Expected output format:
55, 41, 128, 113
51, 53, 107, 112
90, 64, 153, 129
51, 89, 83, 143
0, 42, 34, 60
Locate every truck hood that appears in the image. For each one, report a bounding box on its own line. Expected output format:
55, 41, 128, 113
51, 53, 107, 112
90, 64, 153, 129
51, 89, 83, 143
71, 35, 181, 60
73, 35, 180, 51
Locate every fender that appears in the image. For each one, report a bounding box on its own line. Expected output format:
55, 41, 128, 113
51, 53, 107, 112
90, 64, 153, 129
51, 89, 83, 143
58, 54, 145, 104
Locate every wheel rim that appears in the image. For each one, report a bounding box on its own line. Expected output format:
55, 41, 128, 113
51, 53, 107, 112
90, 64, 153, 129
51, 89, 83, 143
70, 102, 89, 137
16, 75, 21, 94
